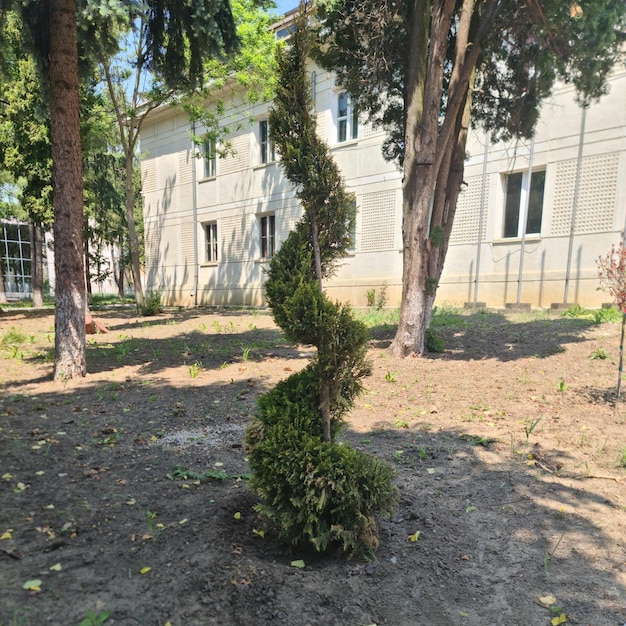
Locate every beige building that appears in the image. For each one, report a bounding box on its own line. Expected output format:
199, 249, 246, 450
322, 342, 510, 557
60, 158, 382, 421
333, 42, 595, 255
140, 57, 626, 310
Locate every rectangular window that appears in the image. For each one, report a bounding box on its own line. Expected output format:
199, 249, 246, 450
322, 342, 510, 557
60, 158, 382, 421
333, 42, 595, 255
259, 120, 275, 164
337, 92, 358, 143
205, 222, 218, 262
260, 214, 275, 258
503, 169, 545, 238
202, 137, 216, 178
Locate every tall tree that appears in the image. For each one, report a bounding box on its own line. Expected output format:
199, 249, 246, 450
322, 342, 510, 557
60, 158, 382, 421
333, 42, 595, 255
0, 0, 239, 379
316, 0, 626, 356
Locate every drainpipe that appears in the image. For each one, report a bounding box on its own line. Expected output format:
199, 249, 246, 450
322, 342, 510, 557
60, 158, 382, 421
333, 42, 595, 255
515, 135, 535, 304
563, 106, 586, 304
473, 131, 489, 303
191, 120, 199, 306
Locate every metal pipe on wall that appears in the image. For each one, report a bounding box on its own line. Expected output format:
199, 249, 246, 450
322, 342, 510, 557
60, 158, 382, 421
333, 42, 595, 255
563, 106, 586, 304
515, 135, 535, 304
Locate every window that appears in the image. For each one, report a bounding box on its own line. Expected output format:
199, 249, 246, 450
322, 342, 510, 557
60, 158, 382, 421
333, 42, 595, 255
503, 169, 545, 238
259, 120, 275, 164
337, 92, 358, 142
205, 222, 218, 263
202, 136, 216, 178
260, 214, 275, 258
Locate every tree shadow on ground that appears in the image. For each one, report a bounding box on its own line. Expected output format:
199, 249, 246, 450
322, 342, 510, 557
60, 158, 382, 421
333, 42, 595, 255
0, 375, 623, 625
369, 309, 598, 361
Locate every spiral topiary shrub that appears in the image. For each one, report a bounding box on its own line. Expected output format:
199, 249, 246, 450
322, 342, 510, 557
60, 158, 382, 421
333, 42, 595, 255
245, 6, 396, 556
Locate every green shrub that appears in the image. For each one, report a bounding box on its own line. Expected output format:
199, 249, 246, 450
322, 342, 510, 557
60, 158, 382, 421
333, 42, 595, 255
594, 306, 621, 323
140, 291, 162, 316
246, 11, 396, 557
425, 328, 445, 353
246, 393, 397, 555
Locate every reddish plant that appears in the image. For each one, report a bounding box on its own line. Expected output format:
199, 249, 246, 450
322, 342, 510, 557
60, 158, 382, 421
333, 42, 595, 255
597, 243, 626, 399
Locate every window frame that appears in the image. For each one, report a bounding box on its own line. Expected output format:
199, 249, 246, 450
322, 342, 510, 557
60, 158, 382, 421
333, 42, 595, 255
259, 213, 275, 259
259, 119, 275, 165
204, 221, 218, 263
202, 136, 217, 179
502, 168, 546, 239
337, 92, 358, 143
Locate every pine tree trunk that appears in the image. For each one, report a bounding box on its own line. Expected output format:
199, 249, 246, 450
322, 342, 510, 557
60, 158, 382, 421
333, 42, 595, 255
125, 154, 144, 304
30, 222, 44, 307
0, 251, 7, 304
49, 0, 86, 380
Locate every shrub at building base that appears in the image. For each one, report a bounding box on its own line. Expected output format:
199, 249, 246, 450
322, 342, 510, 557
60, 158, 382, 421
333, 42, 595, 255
244, 6, 396, 557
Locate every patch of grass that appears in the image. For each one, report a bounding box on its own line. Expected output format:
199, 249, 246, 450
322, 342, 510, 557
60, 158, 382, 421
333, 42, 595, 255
188, 361, 203, 378
78, 609, 110, 626
430, 304, 467, 329
593, 306, 621, 323
616, 447, 626, 469
1, 327, 26, 347
384, 370, 397, 383
167, 466, 249, 482
460, 433, 497, 447
589, 348, 609, 360
356, 307, 399, 329
425, 328, 445, 353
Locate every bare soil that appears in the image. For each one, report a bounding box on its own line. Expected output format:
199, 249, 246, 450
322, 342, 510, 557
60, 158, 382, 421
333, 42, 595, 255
0, 306, 625, 626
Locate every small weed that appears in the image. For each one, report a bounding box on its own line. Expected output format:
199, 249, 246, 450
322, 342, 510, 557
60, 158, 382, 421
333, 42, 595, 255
189, 361, 203, 378
78, 610, 110, 626
376, 283, 387, 310
524, 417, 541, 442
145, 510, 157, 534
1, 327, 26, 347
460, 433, 496, 447
557, 378, 567, 393
393, 420, 409, 429
616, 447, 626, 468
594, 306, 621, 323
140, 291, 162, 316
589, 348, 609, 360
167, 466, 249, 482
366, 288, 376, 308
219, 361, 229, 369
544, 532, 565, 578
425, 329, 445, 353
384, 370, 397, 383
241, 345, 251, 362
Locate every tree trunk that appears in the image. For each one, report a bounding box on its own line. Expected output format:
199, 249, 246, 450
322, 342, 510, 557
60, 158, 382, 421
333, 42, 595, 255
390, 0, 455, 357
30, 221, 44, 307
112, 240, 125, 298
125, 153, 144, 304
49, 0, 86, 380
0, 259, 7, 304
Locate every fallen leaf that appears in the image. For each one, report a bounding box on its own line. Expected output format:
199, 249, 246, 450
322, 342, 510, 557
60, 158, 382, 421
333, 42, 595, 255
290, 559, 305, 569
426, 468, 435, 474
126, 498, 136, 506
407, 531, 421, 542
465, 506, 476, 513
49, 563, 62, 571
252, 528, 264, 538
139, 566, 151, 575
179, 518, 188, 525
2, 473, 13, 480
551, 613, 567, 625
35, 471, 45, 476
22, 579, 42, 591
1, 530, 12, 540
233, 512, 241, 520
460, 554, 470, 560
538, 595, 557, 607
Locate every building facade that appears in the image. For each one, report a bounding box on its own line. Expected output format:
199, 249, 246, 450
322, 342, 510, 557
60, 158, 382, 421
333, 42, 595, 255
140, 58, 626, 310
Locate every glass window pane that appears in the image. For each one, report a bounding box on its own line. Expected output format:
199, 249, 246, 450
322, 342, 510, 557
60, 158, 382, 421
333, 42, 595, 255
525, 170, 545, 234
504, 172, 523, 238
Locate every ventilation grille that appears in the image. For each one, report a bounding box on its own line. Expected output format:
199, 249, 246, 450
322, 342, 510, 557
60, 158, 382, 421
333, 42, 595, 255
361, 190, 396, 252
178, 150, 192, 185
141, 160, 156, 193
360, 120, 381, 140
144, 223, 160, 271
221, 214, 252, 260
551, 152, 619, 236
450, 175, 487, 245
219, 134, 250, 175
180, 222, 195, 265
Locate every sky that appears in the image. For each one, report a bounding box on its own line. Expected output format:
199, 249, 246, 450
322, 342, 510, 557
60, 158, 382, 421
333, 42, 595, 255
272, 0, 298, 16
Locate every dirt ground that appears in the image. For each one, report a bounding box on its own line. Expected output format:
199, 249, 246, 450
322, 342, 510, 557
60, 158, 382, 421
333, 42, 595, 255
0, 305, 625, 626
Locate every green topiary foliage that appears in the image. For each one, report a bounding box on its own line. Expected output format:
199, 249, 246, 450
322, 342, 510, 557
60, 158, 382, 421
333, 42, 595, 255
245, 4, 397, 556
